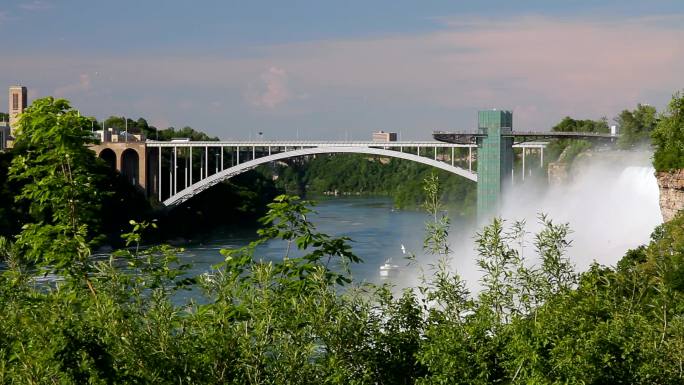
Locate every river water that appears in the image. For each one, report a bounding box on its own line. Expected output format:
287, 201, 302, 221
178, 196, 453, 287
179, 155, 663, 293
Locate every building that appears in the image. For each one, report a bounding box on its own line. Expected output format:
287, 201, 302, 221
372, 131, 398, 142
9, 85, 27, 132
0, 122, 9, 151
2, 85, 28, 149
94, 127, 145, 144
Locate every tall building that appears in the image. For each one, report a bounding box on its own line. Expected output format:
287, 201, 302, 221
476, 109, 514, 220
9, 85, 28, 134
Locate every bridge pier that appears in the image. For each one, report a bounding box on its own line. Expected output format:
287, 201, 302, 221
92, 142, 147, 192
522, 147, 526, 181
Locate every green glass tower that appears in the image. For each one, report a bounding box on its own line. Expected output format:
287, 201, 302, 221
476, 110, 513, 221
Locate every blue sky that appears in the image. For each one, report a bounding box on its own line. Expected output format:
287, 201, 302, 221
2, 1, 684, 139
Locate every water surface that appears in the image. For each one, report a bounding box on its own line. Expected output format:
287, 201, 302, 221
178, 197, 455, 286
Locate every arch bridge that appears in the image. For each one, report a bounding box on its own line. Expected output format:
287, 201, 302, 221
92, 110, 617, 218
143, 140, 546, 208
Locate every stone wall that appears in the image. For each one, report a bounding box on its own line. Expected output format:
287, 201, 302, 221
656, 170, 684, 222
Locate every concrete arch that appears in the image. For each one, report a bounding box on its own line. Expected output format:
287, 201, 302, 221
90, 142, 147, 190
98, 148, 116, 170
121, 148, 140, 186
163, 146, 477, 207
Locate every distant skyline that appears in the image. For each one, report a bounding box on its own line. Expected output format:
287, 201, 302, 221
2, 0, 684, 140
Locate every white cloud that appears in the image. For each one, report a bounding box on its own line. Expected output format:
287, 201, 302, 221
247, 66, 291, 108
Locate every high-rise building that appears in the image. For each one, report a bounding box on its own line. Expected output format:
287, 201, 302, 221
9, 85, 28, 134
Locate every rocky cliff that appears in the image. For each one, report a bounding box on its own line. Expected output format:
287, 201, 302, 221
547, 161, 569, 186
656, 170, 684, 222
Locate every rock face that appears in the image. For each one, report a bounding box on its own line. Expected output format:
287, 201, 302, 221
547, 162, 569, 187
656, 170, 684, 222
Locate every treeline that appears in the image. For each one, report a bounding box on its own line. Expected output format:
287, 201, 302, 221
543, 93, 683, 173
99, 116, 219, 141
544, 102, 658, 166
268, 154, 476, 215
653, 91, 684, 171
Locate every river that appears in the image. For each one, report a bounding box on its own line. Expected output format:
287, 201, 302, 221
177, 196, 456, 287
178, 155, 663, 294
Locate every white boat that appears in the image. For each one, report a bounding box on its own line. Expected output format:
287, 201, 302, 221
379, 258, 400, 277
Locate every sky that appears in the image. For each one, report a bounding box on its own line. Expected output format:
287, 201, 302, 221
1, 0, 684, 140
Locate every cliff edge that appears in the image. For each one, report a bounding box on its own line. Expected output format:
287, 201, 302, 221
656, 170, 684, 222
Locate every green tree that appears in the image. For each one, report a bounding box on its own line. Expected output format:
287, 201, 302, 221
0, 151, 26, 237
652, 91, 684, 172
270, 154, 476, 214
545, 116, 609, 165
616, 103, 658, 149
158, 125, 219, 141
102, 116, 150, 136
552, 116, 609, 133
8, 97, 106, 277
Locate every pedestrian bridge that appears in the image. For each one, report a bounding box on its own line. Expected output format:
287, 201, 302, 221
141, 140, 546, 207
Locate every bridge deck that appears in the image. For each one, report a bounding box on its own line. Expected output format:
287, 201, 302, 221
145, 140, 547, 148
146, 140, 475, 148
434, 131, 617, 144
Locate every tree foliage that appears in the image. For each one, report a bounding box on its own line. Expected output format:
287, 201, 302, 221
270, 154, 476, 215
551, 116, 610, 134
652, 91, 684, 172
8, 97, 107, 276
102, 115, 219, 141
616, 103, 657, 149
545, 116, 608, 165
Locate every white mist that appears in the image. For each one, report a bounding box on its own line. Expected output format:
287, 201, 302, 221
432, 149, 663, 292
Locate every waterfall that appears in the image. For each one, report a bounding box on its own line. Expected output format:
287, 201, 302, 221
498, 152, 662, 270
421, 151, 663, 292
616, 166, 660, 200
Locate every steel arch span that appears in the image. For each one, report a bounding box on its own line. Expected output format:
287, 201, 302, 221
162, 146, 477, 207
